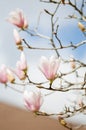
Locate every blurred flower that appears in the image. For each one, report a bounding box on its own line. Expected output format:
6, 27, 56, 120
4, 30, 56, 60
15, 68, 26, 80
15, 52, 27, 80
7, 8, 28, 29
7, 68, 15, 83
16, 52, 27, 72
39, 56, 60, 81
13, 29, 22, 45
24, 90, 43, 112
0, 64, 8, 84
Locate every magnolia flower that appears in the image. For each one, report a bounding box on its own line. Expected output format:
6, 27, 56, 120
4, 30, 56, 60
0, 64, 8, 84
6, 68, 15, 83
7, 8, 28, 29
15, 68, 26, 80
15, 52, 27, 80
39, 56, 60, 80
16, 52, 27, 71
13, 29, 22, 45
24, 90, 43, 112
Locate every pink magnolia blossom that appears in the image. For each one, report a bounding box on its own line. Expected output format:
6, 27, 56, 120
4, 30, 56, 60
24, 90, 43, 112
15, 52, 27, 80
7, 68, 15, 83
16, 52, 27, 71
15, 68, 26, 80
39, 56, 60, 80
0, 64, 8, 84
7, 8, 28, 29
13, 29, 22, 45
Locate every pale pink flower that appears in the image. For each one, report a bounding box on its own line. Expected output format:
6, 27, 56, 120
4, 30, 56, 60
0, 64, 8, 84
24, 90, 43, 112
13, 29, 22, 45
39, 56, 60, 80
7, 8, 28, 29
6, 68, 15, 83
15, 52, 27, 80
16, 52, 27, 71
15, 68, 26, 80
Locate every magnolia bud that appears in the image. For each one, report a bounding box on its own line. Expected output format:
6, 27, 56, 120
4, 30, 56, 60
7, 69, 15, 83
70, 56, 76, 69
0, 64, 8, 84
15, 68, 26, 80
16, 52, 27, 71
78, 22, 85, 32
13, 29, 22, 45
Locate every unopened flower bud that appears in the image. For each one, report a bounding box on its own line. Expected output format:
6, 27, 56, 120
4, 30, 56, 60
78, 22, 86, 32
15, 68, 26, 80
16, 52, 27, 71
15, 52, 28, 80
70, 56, 76, 69
0, 64, 8, 84
7, 69, 15, 83
13, 29, 22, 45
